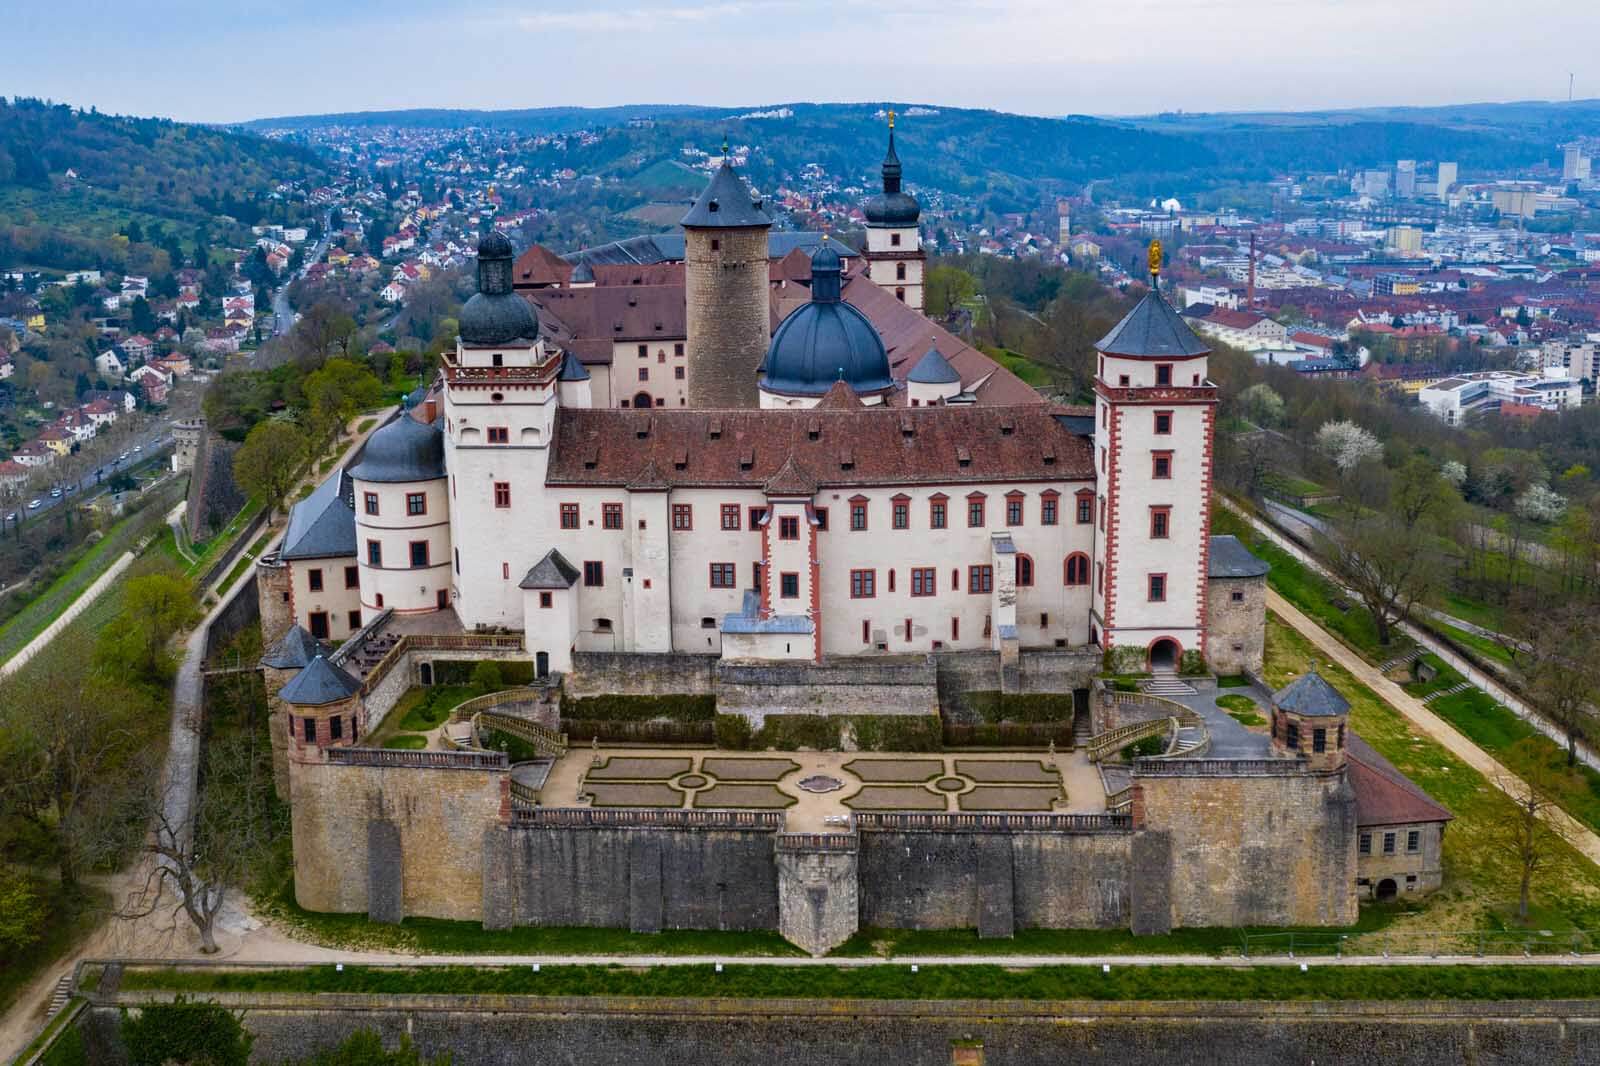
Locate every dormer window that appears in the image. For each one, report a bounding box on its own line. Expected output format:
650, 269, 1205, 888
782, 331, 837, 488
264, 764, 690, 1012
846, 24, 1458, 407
739, 449, 754, 471
956, 445, 972, 468
708, 419, 723, 440
999, 417, 1015, 437
900, 417, 914, 438
807, 418, 821, 441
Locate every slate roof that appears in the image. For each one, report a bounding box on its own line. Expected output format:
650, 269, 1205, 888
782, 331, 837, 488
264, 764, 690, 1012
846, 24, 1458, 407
278, 654, 363, 707
348, 414, 446, 483
1208, 534, 1271, 578
1096, 287, 1212, 359
563, 232, 848, 268
680, 162, 773, 229
1273, 666, 1350, 718
519, 548, 581, 589
280, 470, 356, 561
723, 591, 813, 635
546, 403, 1094, 490
557, 350, 591, 381
907, 347, 961, 384
261, 624, 327, 670
1346, 733, 1453, 827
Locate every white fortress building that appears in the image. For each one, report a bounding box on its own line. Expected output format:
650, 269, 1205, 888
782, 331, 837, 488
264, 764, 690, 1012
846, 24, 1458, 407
262, 142, 1242, 680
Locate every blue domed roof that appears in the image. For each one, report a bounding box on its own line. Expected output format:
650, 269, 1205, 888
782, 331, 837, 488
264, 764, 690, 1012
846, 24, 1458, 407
761, 252, 893, 398
349, 415, 446, 483
460, 230, 539, 347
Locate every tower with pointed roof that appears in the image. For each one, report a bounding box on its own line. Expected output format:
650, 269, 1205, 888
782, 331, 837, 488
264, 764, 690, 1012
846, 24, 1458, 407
682, 143, 772, 408
861, 110, 925, 310
1090, 244, 1218, 671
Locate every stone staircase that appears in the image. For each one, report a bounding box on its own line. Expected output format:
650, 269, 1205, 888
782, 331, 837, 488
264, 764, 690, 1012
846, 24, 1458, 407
1073, 715, 1094, 747
45, 973, 72, 1018
1380, 649, 1424, 673
1425, 681, 1473, 703
1168, 723, 1210, 758
1141, 676, 1197, 697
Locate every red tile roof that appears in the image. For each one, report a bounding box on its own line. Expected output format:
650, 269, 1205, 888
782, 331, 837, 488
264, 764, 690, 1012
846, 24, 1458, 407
1347, 734, 1452, 828
513, 244, 573, 288
546, 403, 1093, 490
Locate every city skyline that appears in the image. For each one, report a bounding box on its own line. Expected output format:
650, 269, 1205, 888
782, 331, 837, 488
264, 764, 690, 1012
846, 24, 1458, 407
4, 0, 1599, 124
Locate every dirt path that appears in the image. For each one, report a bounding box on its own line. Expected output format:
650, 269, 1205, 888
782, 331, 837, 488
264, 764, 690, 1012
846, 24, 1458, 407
1268, 590, 1600, 867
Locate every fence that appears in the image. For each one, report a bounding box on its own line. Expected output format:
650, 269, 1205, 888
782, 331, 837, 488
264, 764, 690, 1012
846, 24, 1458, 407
1241, 928, 1600, 959
326, 747, 508, 770
776, 832, 859, 852
1132, 757, 1304, 776
510, 807, 784, 830
853, 811, 1131, 833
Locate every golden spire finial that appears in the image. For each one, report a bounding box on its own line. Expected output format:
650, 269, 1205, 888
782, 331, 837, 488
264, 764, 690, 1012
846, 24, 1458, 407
1148, 239, 1163, 281
888, 108, 896, 130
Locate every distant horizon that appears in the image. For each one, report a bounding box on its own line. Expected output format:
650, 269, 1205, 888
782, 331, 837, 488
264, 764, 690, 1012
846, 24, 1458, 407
7, 1, 1598, 126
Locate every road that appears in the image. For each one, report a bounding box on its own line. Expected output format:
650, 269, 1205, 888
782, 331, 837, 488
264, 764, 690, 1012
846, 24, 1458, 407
272, 209, 335, 337
1, 424, 174, 533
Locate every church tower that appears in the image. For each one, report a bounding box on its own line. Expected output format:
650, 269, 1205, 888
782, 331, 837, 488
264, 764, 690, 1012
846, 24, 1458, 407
862, 111, 924, 310
1090, 242, 1217, 672
682, 144, 772, 408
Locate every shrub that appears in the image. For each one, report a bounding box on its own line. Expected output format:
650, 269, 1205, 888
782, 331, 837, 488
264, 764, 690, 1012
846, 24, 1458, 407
943, 722, 1074, 748
1103, 646, 1147, 675
431, 660, 534, 686
960, 691, 1077, 724
565, 719, 715, 745
1121, 733, 1166, 760
563, 694, 716, 722
1179, 650, 1208, 677
714, 713, 753, 750
469, 660, 504, 693
120, 997, 253, 1066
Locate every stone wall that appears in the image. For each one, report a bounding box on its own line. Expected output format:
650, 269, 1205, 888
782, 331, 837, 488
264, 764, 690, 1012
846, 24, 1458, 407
288, 756, 506, 919
201, 573, 260, 662
1357, 821, 1445, 899
1206, 575, 1266, 675
1015, 647, 1102, 693
717, 657, 937, 722
567, 651, 717, 699
80, 993, 1600, 1066
684, 225, 769, 409
1135, 762, 1358, 928
484, 817, 780, 933
256, 555, 294, 650
184, 431, 244, 541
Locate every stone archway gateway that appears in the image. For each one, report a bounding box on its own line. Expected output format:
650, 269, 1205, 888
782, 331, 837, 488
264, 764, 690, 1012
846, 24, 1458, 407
1149, 637, 1181, 673
1376, 878, 1398, 902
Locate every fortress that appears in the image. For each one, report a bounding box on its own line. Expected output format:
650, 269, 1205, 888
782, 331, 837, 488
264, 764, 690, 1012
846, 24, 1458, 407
256, 124, 1450, 953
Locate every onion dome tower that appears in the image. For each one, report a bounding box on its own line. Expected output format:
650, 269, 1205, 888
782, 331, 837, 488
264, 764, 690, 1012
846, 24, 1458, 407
862, 110, 925, 310
460, 231, 540, 348
759, 244, 894, 408
349, 413, 452, 617
681, 139, 773, 409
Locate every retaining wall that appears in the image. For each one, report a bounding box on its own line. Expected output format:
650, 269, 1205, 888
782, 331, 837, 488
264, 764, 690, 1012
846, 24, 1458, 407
567, 651, 717, 698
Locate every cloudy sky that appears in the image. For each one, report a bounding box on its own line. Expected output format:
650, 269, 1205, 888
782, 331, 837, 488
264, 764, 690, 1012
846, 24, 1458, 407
6, 0, 1599, 123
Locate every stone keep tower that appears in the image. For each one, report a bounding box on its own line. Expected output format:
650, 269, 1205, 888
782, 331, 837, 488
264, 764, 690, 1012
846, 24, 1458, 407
682, 147, 772, 409
172, 418, 204, 473
1090, 242, 1217, 672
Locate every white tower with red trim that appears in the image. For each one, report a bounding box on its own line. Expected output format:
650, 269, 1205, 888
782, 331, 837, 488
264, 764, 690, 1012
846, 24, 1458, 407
1090, 242, 1217, 672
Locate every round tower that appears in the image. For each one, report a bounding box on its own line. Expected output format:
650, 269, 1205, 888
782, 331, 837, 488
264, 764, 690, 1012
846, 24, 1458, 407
260, 625, 329, 799
682, 144, 772, 409
348, 413, 452, 616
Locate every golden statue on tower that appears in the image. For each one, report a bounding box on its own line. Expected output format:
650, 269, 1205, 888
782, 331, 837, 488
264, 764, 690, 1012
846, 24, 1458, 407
1148, 239, 1163, 279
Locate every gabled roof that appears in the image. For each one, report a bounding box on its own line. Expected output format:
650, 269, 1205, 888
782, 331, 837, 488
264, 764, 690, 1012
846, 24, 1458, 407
680, 162, 773, 229
1096, 288, 1211, 359
1208, 534, 1270, 578
519, 548, 581, 589
278, 654, 362, 706
1346, 733, 1453, 827
280, 470, 356, 561
763, 451, 818, 496
261, 625, 327, 670
1273, 666, 1349, 718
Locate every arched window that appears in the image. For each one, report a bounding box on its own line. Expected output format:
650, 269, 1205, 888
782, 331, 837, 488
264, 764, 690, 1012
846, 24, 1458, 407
1016, 554, 1034, 587
1064, 553, 1090, 586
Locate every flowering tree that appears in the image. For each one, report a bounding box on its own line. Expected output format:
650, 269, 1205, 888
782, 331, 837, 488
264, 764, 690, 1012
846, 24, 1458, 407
1440, 460, 1468, 488
1515, 484, 1567, 524
1315, 420, 1382, 473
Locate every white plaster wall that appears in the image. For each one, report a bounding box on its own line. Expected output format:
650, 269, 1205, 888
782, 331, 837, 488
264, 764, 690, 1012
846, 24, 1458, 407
522, 585, 578, 674
610, 338, 689, 409
663, 487, 765, 653
353, 477, 452, 614
288, 557, 363, 640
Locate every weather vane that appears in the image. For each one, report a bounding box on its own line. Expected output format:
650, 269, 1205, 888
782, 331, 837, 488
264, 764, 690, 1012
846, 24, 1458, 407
888, 108, 896, 130
1148, 240, 1163, 283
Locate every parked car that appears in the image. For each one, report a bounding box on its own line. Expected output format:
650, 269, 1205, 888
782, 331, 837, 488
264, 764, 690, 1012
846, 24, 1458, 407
50, 487, 62, 498
27, 499, 42, 509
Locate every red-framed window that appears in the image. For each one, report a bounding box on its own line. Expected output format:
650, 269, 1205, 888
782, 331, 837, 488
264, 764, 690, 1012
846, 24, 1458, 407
1148, 573, 1167, 601
968, 565, 993, 594
637, 367, 649, 381
1098, 497, 1106, 532
406, 492, 426, 516
1005, 493, 1024, 526
308, 568, 323, 592
891, 494, 910, 529
583, 561, 604, 587
671, 503, 693, 530
494, 482, 511, 508
720, 504, 741, 531
748, 506, 767, 530
674, 365, 685, 380
1040, 492, 1059, 526
1065, 553, 1090, 586
887, 569, 896, 593
952, 617, 960, 641
911, 567, 937, 597
929, 495, 948, 529
861, 619, 871, 644
1096, 562, 1104, 594
348, 610, 362, 631
1150, 506, 1171, 539
779, 572, 800, 598
1152, 450, 1173, 479
1076, 491, 1093, 524
1154, 410, 1173, 435
1016, 554, 1034, 586
710, 563, 737, 588
1155, 363, 1172, 386
967, 493, 986, 528
779, 515, 800, 540
408, 540, 429, 568
602, 502, 623, 528
951, 568, 960, 591
502, 562, 510, 579
560, 503, 579, 529
539, 591, 553, 608
813, 507, 828, 531
366, 539, 382, 566
850, 569, 876, 598
363, 492, 379, 516
849, 496, 869, 531
487, 426, 509, 444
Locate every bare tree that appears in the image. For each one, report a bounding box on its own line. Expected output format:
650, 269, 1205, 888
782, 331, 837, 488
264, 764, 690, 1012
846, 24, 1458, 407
1320, 514, 1443, 647
1505, 600, 1600, 767
1493, 741, 1564, 924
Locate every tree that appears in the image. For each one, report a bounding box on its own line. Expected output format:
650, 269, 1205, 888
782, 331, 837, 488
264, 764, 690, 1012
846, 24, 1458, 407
303, 358, 383, 438
0, 866, 46, 954
924, 264, 977, 318
1504, 600, 1600, 767
1238, 383, 1284, 427
96, 570, 197, 686
121, 996, 254, 1066
233, 419, 309, 517
1319, 514, 1443, 646
1515, 484, 1567, 524
1492, 742, 1563, 923
1314, 420, 1382, 474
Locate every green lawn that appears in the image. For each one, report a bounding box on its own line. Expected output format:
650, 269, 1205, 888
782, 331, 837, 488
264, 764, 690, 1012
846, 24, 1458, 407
382, 734, 427, 750
181, 497, 264, 582
1399, 654, 1465, 700
1264, 615, 1600, 935
1430, 618, 1517, 669
111, 961, 1600, 1002
217, 529, 278, 593
1215, 694, 1266, 727
980, 346, 1054, 388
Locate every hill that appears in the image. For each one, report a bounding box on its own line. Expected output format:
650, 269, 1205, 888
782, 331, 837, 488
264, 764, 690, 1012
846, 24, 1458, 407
0, 97, 329, 273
